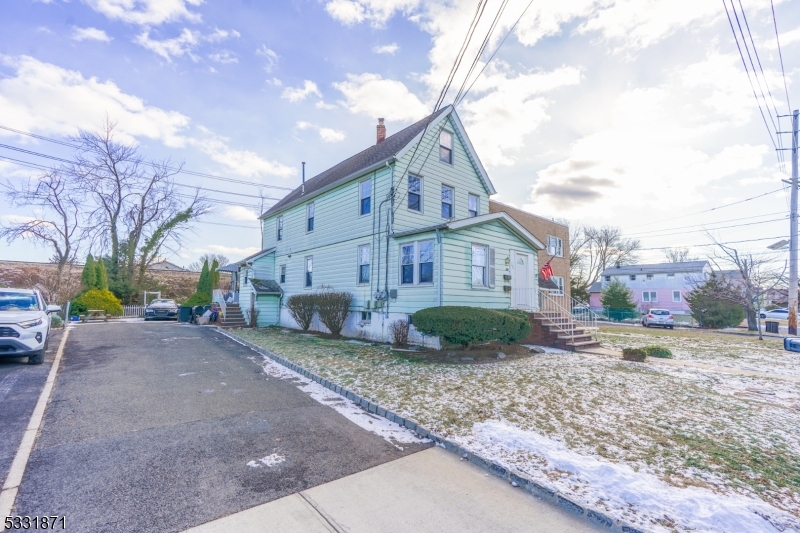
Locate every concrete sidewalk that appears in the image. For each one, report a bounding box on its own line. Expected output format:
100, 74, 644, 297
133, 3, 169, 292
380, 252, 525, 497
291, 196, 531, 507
185, 447, 600, 533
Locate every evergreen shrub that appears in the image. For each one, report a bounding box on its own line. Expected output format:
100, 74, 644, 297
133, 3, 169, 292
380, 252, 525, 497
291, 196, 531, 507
72, 289, 123, 316
184, 292, 212, 307
412, 306, 531, 348
622, 347, 647, 362
642, 345, 672, 358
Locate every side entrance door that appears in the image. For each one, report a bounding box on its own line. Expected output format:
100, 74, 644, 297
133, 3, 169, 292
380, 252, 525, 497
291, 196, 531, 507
511, 251, 532, 309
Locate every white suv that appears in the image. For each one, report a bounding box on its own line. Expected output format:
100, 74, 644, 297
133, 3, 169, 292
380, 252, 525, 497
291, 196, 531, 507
0, 289, 61, 364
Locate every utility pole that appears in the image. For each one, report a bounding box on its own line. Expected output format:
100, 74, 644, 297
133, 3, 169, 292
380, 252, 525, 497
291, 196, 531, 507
789, 109, 799, 335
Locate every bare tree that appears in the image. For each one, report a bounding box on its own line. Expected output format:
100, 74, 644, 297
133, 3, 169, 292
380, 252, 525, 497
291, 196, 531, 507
570, 225, 641, 296
1, 169, 84, 297
663, 247, 697, 263
70, 120, 209, 296
188, 253, 230, 272
707, 234, 785, 338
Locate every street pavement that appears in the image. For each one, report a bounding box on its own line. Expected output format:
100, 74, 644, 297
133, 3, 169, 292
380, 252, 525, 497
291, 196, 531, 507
8, 322, 427, 532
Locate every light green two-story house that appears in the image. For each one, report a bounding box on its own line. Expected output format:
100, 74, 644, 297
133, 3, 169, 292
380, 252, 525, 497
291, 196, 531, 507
226, 105, 544, 343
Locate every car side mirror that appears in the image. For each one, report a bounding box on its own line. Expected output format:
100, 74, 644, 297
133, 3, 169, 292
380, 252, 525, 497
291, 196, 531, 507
46, 304, 62, 314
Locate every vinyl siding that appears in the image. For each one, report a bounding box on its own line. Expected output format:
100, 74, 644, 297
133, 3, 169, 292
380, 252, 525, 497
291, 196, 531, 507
255, 295, 280, 326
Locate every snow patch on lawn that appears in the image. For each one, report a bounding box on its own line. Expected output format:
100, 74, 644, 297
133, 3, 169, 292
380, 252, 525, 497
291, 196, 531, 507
465, 420, 799, 533
247, 453, 285, 468
249, 354, 428, 446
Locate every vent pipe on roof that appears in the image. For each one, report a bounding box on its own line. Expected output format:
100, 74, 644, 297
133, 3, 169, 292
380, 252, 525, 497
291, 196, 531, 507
301, 161, 305, 195
377, 118, 386, 144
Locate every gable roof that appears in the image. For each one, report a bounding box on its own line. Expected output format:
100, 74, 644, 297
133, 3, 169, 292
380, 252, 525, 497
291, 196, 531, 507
233, 247, 276, 266
601, 261, 709, 277
261, 105, 494, 219
148, 260, 187, 272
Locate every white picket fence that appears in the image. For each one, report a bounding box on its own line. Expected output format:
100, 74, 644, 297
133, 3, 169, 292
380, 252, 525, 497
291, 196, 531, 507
122, 305, 146, 318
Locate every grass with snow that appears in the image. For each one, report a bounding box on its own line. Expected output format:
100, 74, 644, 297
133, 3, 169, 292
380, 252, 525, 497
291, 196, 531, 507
234, 326, 800, 531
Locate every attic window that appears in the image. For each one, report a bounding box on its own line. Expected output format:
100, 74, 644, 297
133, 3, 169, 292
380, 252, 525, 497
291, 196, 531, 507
468, 194, 479, 217
439, 130, 453, 164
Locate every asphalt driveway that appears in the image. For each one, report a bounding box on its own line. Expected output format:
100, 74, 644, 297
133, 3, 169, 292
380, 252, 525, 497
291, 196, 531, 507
10, 322, 427, 532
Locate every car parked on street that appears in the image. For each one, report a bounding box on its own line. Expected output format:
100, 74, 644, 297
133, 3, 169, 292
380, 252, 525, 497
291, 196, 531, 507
0, 289, 61, 364
642, 309, 674, 329
760, 308, 789, 320
145, 299, 179, 321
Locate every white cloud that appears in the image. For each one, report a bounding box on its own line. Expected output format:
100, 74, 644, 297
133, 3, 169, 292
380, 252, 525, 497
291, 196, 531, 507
199, 244, 260, 256
0, 56, 296, 179
223, 206, 258, 221
764, 24, 800, 49
295, 121, 346, 143
83, 0, 203, 26
737, 175, 781, 186
265, 77, 282, 86
333, 73, 427, 121
72, 27, 112, 43
325, 0, 419, 27
372, 43, 399, 54
315, 100, 337, 110
209, 50, 237, 64
0, 214, 35, 225
256, 45, 279, 72
281, 80, 322, 103
135, 27, 240, 62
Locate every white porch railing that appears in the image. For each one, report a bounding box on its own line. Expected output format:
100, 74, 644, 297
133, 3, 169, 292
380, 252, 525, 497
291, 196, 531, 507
510, 288, 599, 334
212, 289, 227, 318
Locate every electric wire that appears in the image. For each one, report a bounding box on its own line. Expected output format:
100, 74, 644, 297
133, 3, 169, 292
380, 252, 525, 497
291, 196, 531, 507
625, 216, 786, 240
625, 211, 785, 237
635, 235, 788, 252
770, 0, 792, 112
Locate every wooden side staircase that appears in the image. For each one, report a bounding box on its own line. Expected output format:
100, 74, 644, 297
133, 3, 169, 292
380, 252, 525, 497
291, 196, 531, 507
524, 311, 600, 351
221, 303, 247, 328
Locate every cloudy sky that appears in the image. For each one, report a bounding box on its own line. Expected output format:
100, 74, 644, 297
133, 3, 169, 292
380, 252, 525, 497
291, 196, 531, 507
1, 0, 798, 267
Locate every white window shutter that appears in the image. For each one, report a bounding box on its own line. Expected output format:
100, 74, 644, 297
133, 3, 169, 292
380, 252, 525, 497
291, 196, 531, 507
488, 247, 496, 288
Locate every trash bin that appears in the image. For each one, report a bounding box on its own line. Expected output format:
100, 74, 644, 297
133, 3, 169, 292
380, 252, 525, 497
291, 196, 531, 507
178, 306, 192, 323
765, 320, 779, 334
785, 337, 800, 352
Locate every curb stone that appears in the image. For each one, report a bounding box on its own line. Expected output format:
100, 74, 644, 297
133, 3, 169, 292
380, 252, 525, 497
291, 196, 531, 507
217, 328, 646, 533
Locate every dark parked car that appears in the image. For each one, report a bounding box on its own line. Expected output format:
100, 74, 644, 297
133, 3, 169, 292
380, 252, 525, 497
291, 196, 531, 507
145, 299, 178, 321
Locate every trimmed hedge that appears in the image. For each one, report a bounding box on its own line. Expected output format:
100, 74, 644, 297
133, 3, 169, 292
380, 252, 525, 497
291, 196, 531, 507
286, 294, 316, 331
642, 345, 673, 358
71, 289, 123, 316
411, 306, 531, 347
622, 347, 647, 362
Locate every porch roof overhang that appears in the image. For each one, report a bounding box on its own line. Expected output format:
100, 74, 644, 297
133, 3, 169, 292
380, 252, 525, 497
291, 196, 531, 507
232, 247, 277, 267
390, 214, 544, 251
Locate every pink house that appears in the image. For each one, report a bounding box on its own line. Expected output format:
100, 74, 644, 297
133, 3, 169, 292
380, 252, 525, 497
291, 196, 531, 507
589, 261, 710, 314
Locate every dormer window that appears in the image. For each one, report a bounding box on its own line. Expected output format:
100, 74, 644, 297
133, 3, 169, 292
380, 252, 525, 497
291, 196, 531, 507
439, 130, 453, 164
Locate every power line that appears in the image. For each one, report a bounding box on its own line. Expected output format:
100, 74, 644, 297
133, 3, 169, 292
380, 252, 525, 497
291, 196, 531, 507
636, 235, 788, 251
770, 0, 792, 113
0, 124, 294, 191
625, 211, 785, 237
626, 215, 786, 240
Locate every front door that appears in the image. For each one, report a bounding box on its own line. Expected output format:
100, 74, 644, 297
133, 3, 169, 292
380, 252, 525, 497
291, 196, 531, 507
512, 252, 532, 308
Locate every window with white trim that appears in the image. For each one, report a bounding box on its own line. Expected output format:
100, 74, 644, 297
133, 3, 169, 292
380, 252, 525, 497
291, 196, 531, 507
408, 175, 422, 212
277, 216, 283, 241
551, 276, 565, 295
359, 180, 371, 216
399, 241, 434, 285
642, 291, 657, 302
304, 256, 313, 288
471, 244, 495, 288
629, 275, 636, 281
441, 186, 453, 219
646, 274, 653, 280
306, 203, 315, 232
361, 311, 372, 323
605, 275, 611, 281
439, 130, 453, 164
547, 236, 563, 257
468, 194, 479, 217
279, 264, 286, 284
673, 290, 681, 302
358, 244, 370, 284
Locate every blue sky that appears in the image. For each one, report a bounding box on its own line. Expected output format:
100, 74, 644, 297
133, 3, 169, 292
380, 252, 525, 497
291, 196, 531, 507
1, 0, 799, 267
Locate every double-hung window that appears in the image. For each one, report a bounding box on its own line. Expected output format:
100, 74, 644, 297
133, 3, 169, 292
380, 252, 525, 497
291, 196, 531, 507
439, 130, 453, 164
646, 274, 653, 281
441, 186, 453, 219
277, 216, 283, 241
401, 243, 415, 285
408, 176, 422, 212
642, 291, 657, 302
359, 180, 371, 216
604, 275, 611, 281
279, 265, 286, 284
471, 244, 494, 288
306, 203, 315, 232
551, 276, 565, 295
358, 244, 370, 284
629, 275, 636, 281
547, 236, 563, 257
400, 240, 434, 285
468, 194, 479, 217
673, 291, 681, 302
419, 240, 434, 283
304, 257, 313, 288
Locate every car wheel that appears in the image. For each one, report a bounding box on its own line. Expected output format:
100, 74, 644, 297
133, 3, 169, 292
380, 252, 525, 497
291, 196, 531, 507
760, 314, 766, 319
669, 326, 674, 330
28, 350, 44, 365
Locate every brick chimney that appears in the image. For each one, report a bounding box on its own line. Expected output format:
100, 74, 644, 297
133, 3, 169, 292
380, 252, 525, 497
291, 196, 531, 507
376, 118, 386, 144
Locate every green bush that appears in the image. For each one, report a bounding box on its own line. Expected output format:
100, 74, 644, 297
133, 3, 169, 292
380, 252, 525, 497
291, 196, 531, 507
70, 300, 87, 315
50, 314, 64, 328
412, 306, 531, 348
316, 291, 353, 337
286, 294, 316, 331
601, 279, 636, 311
642, 345, 672, 358
622, 347, 647, 362
71, 289, 123, 316
184, 291, 212, 307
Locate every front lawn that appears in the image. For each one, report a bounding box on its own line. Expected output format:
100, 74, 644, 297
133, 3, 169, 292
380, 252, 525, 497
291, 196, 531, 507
234, 327, 800, 532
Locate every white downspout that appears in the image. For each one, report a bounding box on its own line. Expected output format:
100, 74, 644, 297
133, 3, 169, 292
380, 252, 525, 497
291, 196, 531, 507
436, 228, 443, 306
